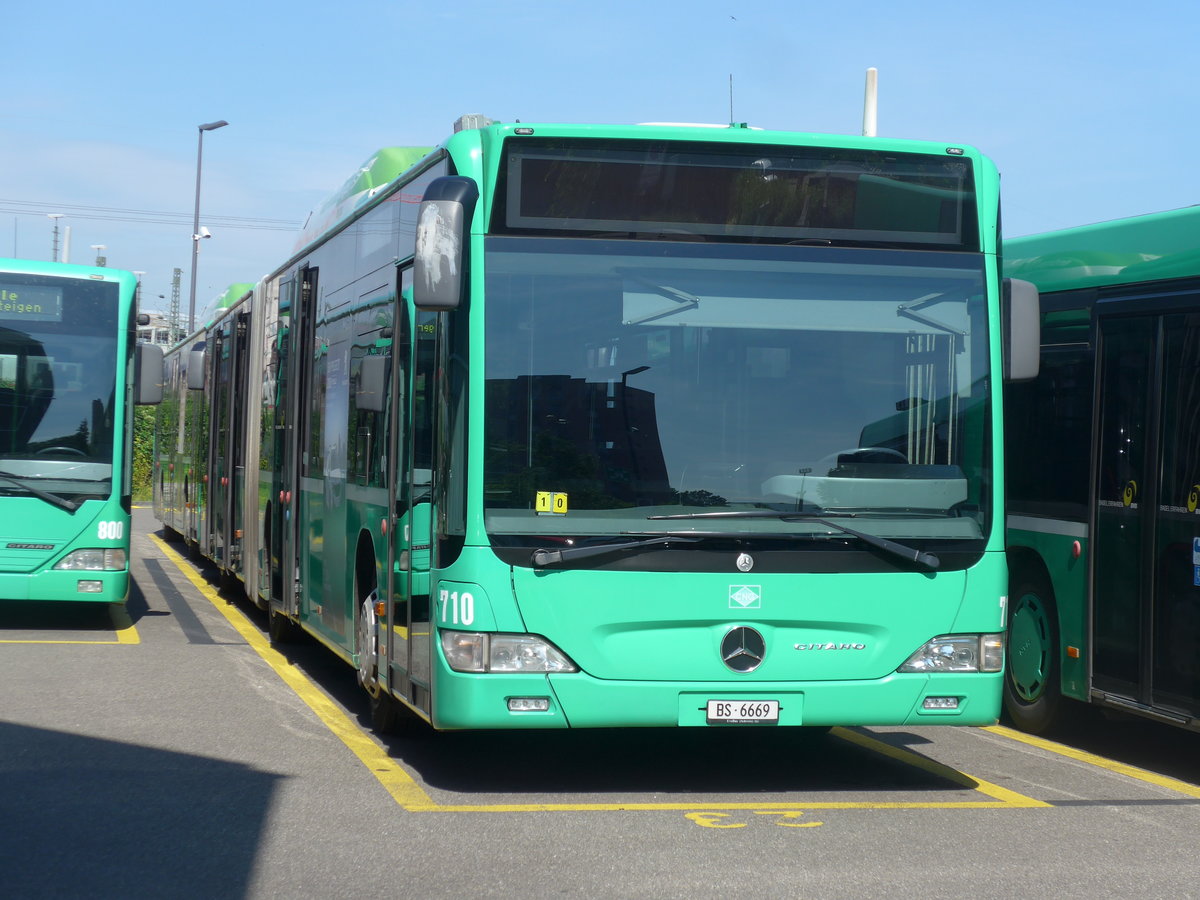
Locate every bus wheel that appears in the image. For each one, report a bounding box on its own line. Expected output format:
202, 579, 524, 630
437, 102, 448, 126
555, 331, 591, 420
268, 607, 300, 645
366, 678, 424, 736
1003, 578, 1061, 733
356, 589, 383, 699
370, 693, 404, 734
354, 573, 418, 735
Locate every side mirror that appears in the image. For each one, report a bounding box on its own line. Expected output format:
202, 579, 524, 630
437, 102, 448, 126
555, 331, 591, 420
356, 354, 388, 413
1003, 278, 1040, 382
134, 342, 164, 405
187, 347, 206, 391
412, 176, 479, 311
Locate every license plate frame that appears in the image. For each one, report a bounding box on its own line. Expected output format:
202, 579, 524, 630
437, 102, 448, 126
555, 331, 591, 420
705, 699, 780, 725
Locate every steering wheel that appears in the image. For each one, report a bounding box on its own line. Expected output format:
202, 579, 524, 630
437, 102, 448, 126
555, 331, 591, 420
35, 446, 88, 457
836, 447, 908, 464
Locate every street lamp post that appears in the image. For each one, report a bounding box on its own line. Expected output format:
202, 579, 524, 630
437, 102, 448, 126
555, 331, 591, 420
188, 119, 228, 334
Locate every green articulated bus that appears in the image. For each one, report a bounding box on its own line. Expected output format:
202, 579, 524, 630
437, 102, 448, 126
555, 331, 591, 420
0, 258, 162, 605
1004, 205, 1200, 733
154, 117, 1040, 731
154, 280, 255, 552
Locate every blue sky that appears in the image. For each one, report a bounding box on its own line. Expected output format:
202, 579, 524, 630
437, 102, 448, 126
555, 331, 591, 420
3, 0, 1198, 315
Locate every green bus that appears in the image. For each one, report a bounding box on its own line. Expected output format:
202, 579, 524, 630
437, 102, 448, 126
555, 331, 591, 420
156, 117, 1039, 731
154, 281, 255, 555
0, 258, 162, 605
1004, 205, 1200, 733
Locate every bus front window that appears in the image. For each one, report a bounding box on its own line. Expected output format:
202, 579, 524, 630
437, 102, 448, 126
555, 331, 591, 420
483, 239, 992, 560
0, 275, 119, 504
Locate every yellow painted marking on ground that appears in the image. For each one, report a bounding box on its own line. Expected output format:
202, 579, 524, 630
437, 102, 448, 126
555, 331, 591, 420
756, 811, 823, 827
0, 636, 131, 644
149, 533, 436, 811
0, 603, 140, 645
149, 532, 1051, 814
419, 799, 1029, 812
838, 727, 1050, 808
985, 724, 1200, 799
109, 603, 141, 644
423, 729, 1047, 813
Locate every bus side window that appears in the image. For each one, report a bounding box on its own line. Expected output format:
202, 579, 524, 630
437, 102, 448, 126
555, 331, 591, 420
1005, 344, 1092, 518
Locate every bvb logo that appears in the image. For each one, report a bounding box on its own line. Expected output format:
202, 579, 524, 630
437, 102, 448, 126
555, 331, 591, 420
1122, 480, 1138, 507
1190, 484, 1200, 513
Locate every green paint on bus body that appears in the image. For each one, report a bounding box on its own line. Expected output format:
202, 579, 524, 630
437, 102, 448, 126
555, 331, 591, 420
293, 146, 435, 256
1006, 205, 1200, 294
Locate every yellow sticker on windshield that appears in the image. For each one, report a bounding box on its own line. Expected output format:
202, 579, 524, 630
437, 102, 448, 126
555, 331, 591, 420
536, 491, 569, 515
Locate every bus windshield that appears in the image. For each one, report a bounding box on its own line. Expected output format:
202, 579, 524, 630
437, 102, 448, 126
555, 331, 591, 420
0, 273, 119, 504
483, 239, 991, 547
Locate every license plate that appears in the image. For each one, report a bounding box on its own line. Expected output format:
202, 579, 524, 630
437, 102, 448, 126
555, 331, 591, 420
706, 699, 780, 724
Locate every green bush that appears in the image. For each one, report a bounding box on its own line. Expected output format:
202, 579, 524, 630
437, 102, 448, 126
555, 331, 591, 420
132, 405, 154, 501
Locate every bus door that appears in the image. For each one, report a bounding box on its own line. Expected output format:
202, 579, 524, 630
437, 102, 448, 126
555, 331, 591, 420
209, 309, 250, 578
228, 308, 250, 578
1093, 307, 1200, 719
384, 268, 435, 715
275, 267, 318, 621
184, 339, 208, 548
207, 316, 233, 568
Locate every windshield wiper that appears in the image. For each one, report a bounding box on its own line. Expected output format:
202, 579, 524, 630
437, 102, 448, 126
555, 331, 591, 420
531, 535, 702, 567
896, 291, 967, 340
0, 470, 81, 513
648, 510, 939, 569
649, 509, 855, 520
622, 276, 701, 326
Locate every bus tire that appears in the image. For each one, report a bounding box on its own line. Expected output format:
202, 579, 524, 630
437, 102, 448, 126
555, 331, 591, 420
353, 548, 418, 736
355, 588, 384, 700
1003, 575, 1062, 734
268, 607, 300, 645
371, 691, 425, 737
370, 692, 401, 734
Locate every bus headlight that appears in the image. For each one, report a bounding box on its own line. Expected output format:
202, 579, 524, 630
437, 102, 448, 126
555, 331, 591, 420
897, 634, 1004, 673
53, 549, 127, 571
441, 631, 578, 674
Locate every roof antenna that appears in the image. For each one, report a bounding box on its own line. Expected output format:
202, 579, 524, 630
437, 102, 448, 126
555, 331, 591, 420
862, 67, 878, 137
729, 74, 734, 124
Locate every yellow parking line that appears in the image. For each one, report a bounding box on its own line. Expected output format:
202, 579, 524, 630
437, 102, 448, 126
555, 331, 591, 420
149, 532, 1049, 814
110, 603, 141, 644
392, 726, 1048, 812
838, 727, 1049, 807
149, 533, 434, 810
0, 602, 140, 645
985, 724, 1200, 799
0, 636, 132, 644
